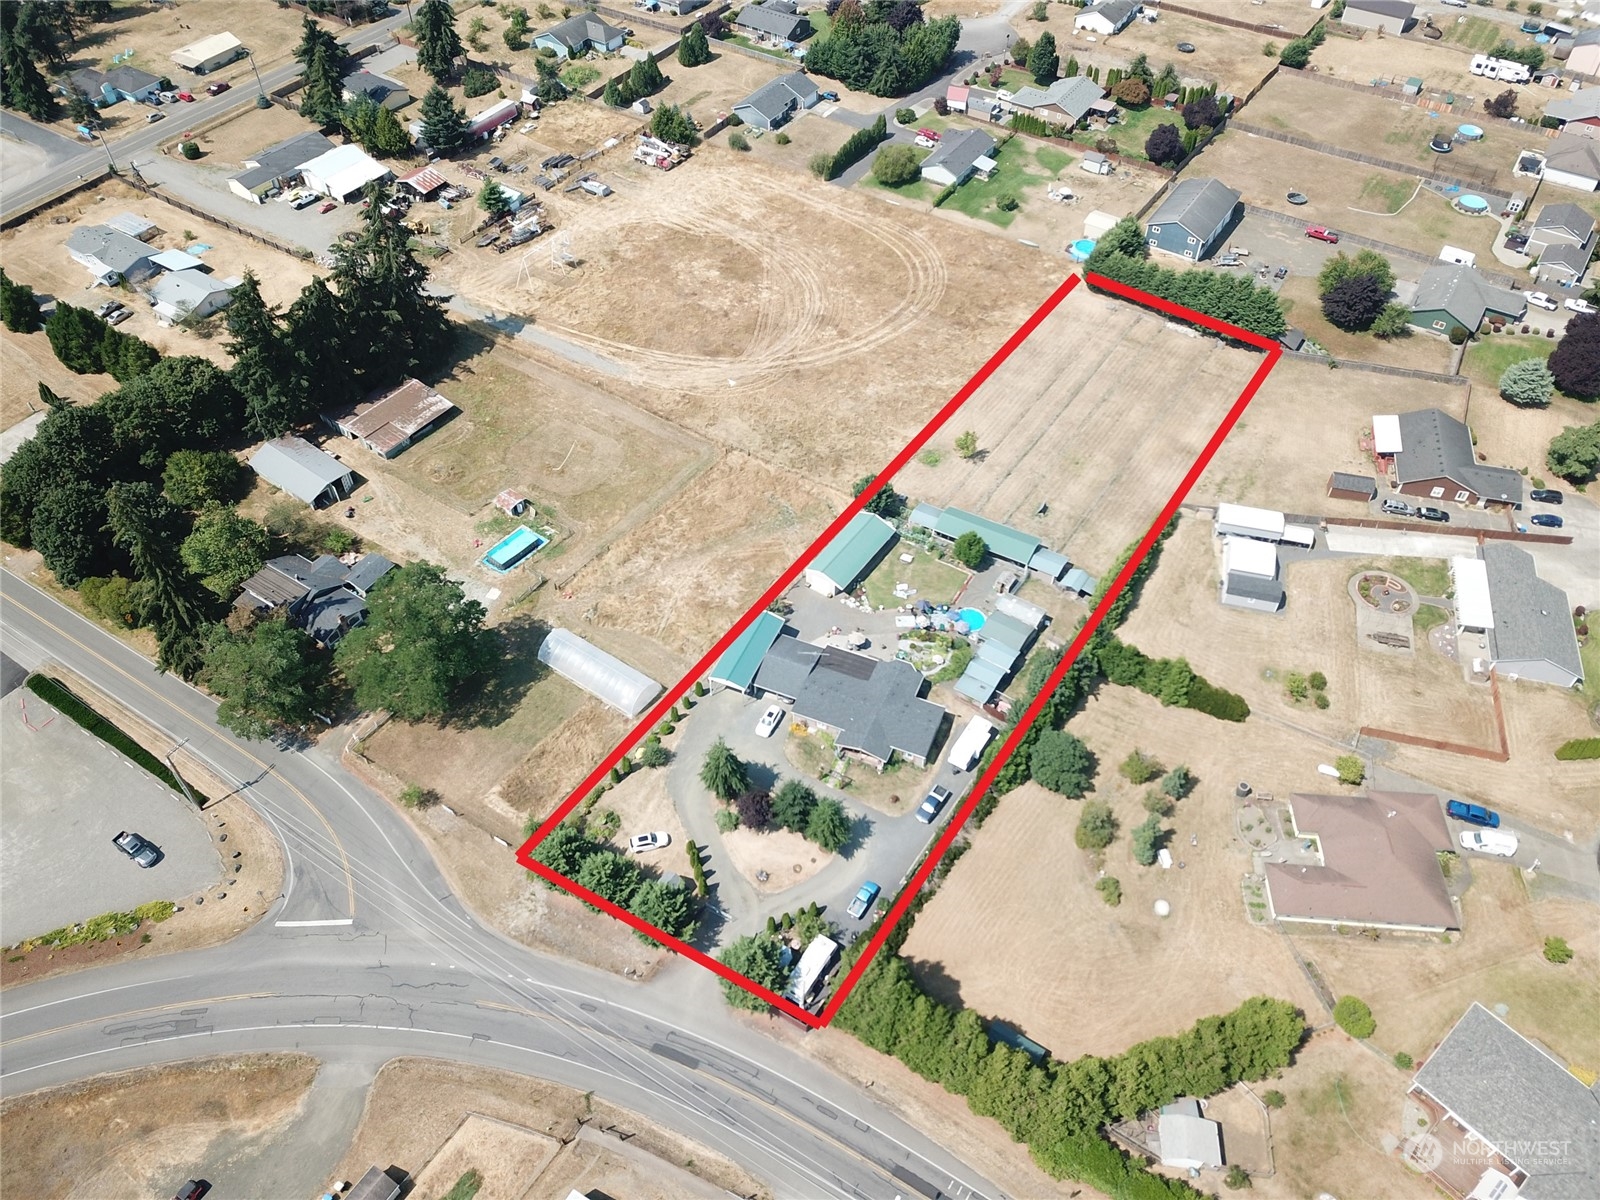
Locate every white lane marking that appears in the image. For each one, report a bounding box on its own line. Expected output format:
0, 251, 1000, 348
273, 919, 355, 927
0, 976, 192, 1020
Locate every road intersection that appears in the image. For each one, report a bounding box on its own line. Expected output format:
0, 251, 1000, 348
0, 568, 1003, 1199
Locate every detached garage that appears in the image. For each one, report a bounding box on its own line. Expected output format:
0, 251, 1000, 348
803, 512, 896, 596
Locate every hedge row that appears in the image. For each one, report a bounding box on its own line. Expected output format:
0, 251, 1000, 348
835, 955, 1305, 1194
826, 114, 887, 181
1555, 737, 1600, 760
25, 674, 207, 805
1096, 638, 1251, 722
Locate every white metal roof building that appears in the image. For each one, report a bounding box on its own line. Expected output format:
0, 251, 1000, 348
1451, 556, 1495, 632
171, 32, 244, 73
1215, 502, 1287, 543
1157, 1099, 1224, 1171
1373, 413, 1404, 455
298, 145, 392, 200
1222, 536, 1278, 579
537, 628, 662, 716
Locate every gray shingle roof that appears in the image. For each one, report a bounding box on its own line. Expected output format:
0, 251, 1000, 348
753, 637, 945, 763
734, 1, 811, 40
1081, 0, 1139, 27
1394, 408, 1523, 505
541, 13, 626, 51
235, 131, 337, 190
1147, 177, 1241, 242
1545, 91, 1600, 123
921, 128, 997, 179
1482, 542, 1583, 684
342, 70, 405, 101
1533, 202, 1596, 242
1346, 0, 1415, 18
1544, 132, 1600, 181
1412, 1002, 1600, 1197
1009, 76, 1104, 121
65, 225, 154, 275
248, 437, 351, 505
1538, 241, 1590, 276
735, 73, 815, 124
104, 65, 160, 93
1329, 471, 1378, 497
1411, 264, 1526, 331
1224, 571, 1285, 605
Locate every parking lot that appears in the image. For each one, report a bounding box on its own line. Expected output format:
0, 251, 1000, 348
0, 687, 220, 944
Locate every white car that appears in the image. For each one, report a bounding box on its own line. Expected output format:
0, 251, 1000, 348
1524, 290, 1558, 311
1459, 828, 1518, 857
756, 704, 785, 738
1564, 297, 1597, 314
1441, 0, 1467, 6
628, 831, 670, 853
914, 135, 937, 149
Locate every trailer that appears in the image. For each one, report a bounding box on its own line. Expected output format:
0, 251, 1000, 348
1214, 502, 1286, 543
785, 935, 840, 1007
947, 715, 996, 772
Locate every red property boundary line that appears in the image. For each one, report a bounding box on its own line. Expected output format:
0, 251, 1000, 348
517, 270, 1284, 1028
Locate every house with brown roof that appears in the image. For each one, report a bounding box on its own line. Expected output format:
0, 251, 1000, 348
323, 378, 457, 459
1263, 791, 1458, 933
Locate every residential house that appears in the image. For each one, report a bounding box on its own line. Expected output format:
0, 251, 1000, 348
228, 131, 336, 203
1144, 176, 1242, 260
1386, 407, 1524, 507
297, 144, 393, 200
802, 511, 897, 596
341, 70, 411, 110
753, 636, 946, 768
1007, 76, 1105, 126
1526, 201, 1597, 285
1156, 1100, 1224, 1172
534, 13, 628, 57
1540, 131, 1600, 191
733, 0, 813, 43
1264, 792, 1458, 933
69, 65, 162, 105
237, 552, 395, 647
149, 269, 240, 323
918, 128, 998, 187
731, 72, 819, 131
322, 378, 458, 459
965, 89, 1003, 122
64, 225, 158, 284
1541, 88, 1600, 136
1452, 544, 1584, 687
1073, 0, 1139, 36
248, 436, 355, 508
1406, 263, 1527, 337
945, 84, 969, 113
1409, 1003, 1600, 1200
1557, 27, 1600, 77
1338, 0, 1415, 35
171, 32, 245, 74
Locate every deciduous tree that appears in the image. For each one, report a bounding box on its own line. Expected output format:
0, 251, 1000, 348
163, 449, 243, 510
1074, 800, 1116, 850
851, 475, 903, 517
335, 561, 498, 720
1333, 994, 1376, 1038
733, 787, 772, 829
1110, 77, 1149, 107
873, 142, 921, 186
1321, 273, 1388, 332
716, 935, 787, 1008
951, 530, 986, 568
200, 617, 327, 739
1182, 93, 1221, 130
1549, 312, 1600, 397
1031, 729, 1095, 797
181, 504, 271, 597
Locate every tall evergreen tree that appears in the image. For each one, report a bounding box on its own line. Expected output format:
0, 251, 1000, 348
12, 2, 66, 68
0, 267, 42, 332
1027, 31, 1058, 85
419, 84, 469, 154
414, 0, 464, 82
30, 479, 116, 586
0, 4, 59, 121
330, 183, 453, 383
0, 405, 123, 547
226, 273, 301, 440
98, 356, 242, 470
300, 39, 346, 128
678, 21, 711, 67
370, 104, 411, 157
105, 482, 215, 678
281, 277, 355, 411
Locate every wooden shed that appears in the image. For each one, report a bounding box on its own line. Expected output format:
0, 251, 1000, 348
1327, 472, 1379, 502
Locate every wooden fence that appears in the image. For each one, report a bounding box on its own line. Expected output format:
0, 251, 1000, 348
1156, 1, 1314, 39
121, 177, 312, 260
1279, 349, 1469, 385
1229, 119, 1502, 189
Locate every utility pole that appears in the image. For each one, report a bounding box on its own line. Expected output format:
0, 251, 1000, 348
244, 47, 270, 107
92, 126, 115, 172
164, 745, 202, 809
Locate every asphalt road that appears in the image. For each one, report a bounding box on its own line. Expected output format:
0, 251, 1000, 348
0, 567, 1004, 1200
0, 12, 410, 224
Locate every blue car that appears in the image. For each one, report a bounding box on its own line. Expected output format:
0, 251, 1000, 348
848, 881, 881, 920
1446, 799, 1500, 829
1530, 513, 1563, 528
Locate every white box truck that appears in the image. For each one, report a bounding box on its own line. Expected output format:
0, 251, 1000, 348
947, 715, 996, 771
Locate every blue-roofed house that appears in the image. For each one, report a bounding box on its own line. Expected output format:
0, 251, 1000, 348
803, 511, 897, 596
709, 611, 788, 692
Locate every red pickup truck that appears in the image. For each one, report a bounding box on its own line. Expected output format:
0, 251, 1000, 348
1305, 225, 1340, 244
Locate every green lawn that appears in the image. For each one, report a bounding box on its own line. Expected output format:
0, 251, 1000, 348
861, 162, 938, 204
1449, 16, 1503, 51
1581, 636, 1600, 707
1357, 173, 1416, 213
941, 138, 1058, 227
861, 543, 968, 609
1105, 103, 1182, 162
1463, 335, 1554, 390
1036, 145, 1072, 172
725, 34, 791, 59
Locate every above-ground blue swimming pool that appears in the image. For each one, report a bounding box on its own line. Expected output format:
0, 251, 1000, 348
484, 525, 547, 572
1069, 238, 1096, 261
958, 607, 987, 631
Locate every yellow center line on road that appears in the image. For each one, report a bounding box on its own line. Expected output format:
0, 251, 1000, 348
0, 993, 280, 1049
1, 574, 358, 917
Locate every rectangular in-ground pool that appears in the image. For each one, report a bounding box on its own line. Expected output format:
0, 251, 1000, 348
483, 525, 547, 573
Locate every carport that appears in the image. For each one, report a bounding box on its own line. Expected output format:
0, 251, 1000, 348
709, 611, 787, 693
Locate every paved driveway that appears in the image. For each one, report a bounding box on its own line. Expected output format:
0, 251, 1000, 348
0, 688, 220, 943
668, 688, 966, 946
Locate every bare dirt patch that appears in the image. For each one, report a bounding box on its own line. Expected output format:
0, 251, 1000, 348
335, 1057, 768, 1200
720, 825, 831, 895
1309, 31, 1485, 100
0, 326, 116, 433
1462, 386, 1593, 485
0, 1054, 318, 1200
903, 685, 1325, 1062
653, 50, 799, 122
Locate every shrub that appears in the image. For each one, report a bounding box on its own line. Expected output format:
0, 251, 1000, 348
951, 529, 986, 568
873, 143, 922, 186
399, 784, 429, 808
1544, 935, 1574, 963
1261, 1089, 1286, 1108
461, 68, 498, 98
686, 840, 708, 896
1159, 765, 1191, 800
1333, 995, 1377, 1039
1335, 754, 1365, 785
715, 808, 740, 833
1143, 791, 1173, 817
1500, 358, 1556, 408
638, 740, 671, 768
954, 429, 979, 458
1119, 748, 1161, 784
1075, 800, 1117, 850
1314, 692, 1330, 710
1032, 729, 1096, 797
1393, 1051, 1414, 1070
895, 106, 916, 124
1555, 737, 1600, 760
774, 131, 790, 145
1131, 813, 1164, 866
1308, 670, 1327, 691
1095, 875, 1122, 906
726, 112, 743, 126
809, 151, 833, 178
1224, 1164, 1252, 1190
180, 141, 200, 159
728, 131, 750, 151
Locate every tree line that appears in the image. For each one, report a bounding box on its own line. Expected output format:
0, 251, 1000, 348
1086, 218, 1288, 340
0, 1, 114, 122
529, 822, 698, 945
803, 0, 961, 98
